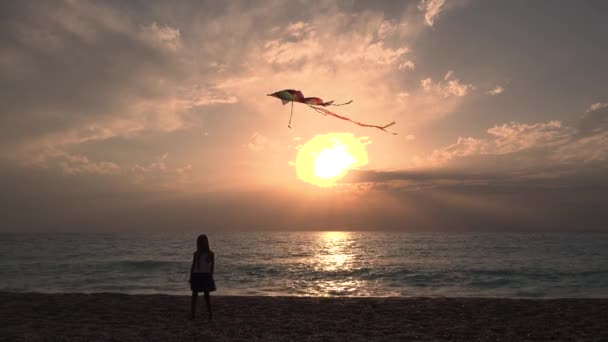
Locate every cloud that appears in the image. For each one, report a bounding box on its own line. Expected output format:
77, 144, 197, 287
131, 153, 193, 189
0, 1, 606, 234
556, 105, 608, 163
58, 153, 120, 176
0, 1, 497, 232
142, 22, 181, 51
377, 20, 407, 39
286, 21, 313, 38
247, 132, 281, 152
398, 60, 415, 70
424, 136, 487, 165
263, 36, 323, 65
0, 1, 253, 174
132, 153, 170, 173
487, 86, 504, 96
430, 108, 608, 169
588, 102, 608, 112
335, 43, 409, 65
212, 9, 474, 135
356, 107, 608, 188
421, 71, 474, 98
1, 1, 474, 182
418, 0, 446, 26
336, 108, 608, 232
342, 168, 535, 196
423, 120, 575, 166
487, 121, 572, 154
263, 20, 410, 67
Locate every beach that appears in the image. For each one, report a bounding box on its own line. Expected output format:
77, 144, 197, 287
1, 292, 606, 341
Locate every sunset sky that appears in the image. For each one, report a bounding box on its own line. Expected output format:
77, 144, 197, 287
1, 0, 607, 232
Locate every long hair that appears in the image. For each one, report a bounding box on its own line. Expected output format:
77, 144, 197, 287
196, 234, 211, 253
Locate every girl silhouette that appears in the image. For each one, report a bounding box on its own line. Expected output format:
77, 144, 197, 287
189, 234, 216, 320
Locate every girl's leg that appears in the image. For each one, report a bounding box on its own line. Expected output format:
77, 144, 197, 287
204, 291, 212, 320
190, 291, 198, 319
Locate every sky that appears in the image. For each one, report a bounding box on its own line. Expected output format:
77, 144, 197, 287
1, 0, 607, 232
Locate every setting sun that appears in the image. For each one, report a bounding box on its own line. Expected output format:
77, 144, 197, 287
295, 133, 369, 187
314, 145, 355, 178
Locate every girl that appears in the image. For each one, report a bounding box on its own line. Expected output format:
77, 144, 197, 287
189, 234, 216, 320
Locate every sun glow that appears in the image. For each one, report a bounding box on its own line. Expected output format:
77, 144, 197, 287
295, 133, 369, 187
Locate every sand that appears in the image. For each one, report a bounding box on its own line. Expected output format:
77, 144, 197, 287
1, 292, 606, 341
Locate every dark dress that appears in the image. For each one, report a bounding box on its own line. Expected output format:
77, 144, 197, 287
190, 273, 216, 292
190, 251, 216, 292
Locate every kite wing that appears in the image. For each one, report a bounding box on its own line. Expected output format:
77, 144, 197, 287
268, 89, 347, 106
268, 89, 395, 134
268, 89, 304, 104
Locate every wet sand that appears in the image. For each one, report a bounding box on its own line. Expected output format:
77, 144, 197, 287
1, 292, 606, 341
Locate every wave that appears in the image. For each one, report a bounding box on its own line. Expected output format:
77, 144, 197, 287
2, 232, 607, 298
108, 260, 188, 271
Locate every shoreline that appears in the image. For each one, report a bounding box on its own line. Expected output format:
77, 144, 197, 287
3, 290, 608, 300
1, 292, 606, 341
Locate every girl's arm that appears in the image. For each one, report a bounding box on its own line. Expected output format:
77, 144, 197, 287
210, 252, 215, 276
189, 253, 195, 282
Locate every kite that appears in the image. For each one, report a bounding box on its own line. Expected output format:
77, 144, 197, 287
267, 89, 396, 134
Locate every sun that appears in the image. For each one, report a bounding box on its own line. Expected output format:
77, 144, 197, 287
314, 144, 356, 179
294, 133, 369, 187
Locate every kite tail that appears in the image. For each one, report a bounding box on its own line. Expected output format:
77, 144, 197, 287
329, 100, 353, 106
319, 100, 353, 106
307, 105, 397, 135
382, 121, 396, 129
288, 100, 294, 128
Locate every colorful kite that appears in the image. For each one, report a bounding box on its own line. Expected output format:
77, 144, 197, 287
267, 89, 396, 134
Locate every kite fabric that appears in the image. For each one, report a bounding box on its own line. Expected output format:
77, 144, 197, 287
267, 89, 396, 134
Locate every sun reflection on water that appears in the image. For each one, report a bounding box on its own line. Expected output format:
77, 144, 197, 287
309, 231, 366, 296
315, 231, 352, 271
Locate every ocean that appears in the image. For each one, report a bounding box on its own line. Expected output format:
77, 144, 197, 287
1, 232, 606, 298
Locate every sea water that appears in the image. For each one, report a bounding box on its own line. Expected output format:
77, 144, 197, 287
1, 232, 606, 298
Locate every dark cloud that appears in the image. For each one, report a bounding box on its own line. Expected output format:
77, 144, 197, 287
344, 168, 508, 183
579, 106, 608, 134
